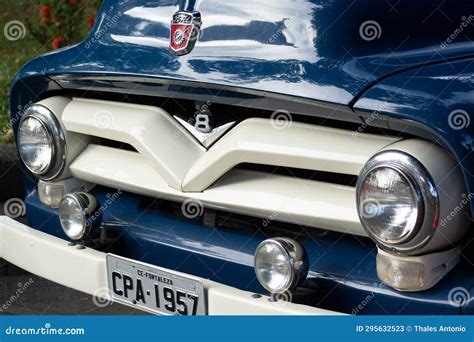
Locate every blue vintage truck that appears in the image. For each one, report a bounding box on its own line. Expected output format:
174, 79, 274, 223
4, 0, 474, 315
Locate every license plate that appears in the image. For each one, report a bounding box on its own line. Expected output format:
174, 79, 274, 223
106, 255, 206, 315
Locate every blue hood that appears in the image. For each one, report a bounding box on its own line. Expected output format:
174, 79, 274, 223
20, 0, 474, 105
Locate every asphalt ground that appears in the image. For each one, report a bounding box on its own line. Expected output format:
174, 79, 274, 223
0, 144, 145, 315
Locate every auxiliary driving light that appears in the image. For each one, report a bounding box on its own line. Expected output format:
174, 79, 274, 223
254, 238, 308, 293
59, 193, 98, 241
17, 105, 66, 180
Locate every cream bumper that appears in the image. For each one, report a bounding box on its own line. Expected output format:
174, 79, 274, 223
0, 216, 340, 315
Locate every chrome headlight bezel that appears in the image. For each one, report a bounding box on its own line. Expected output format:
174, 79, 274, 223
356, 150, 439, 253
17, 105, 66, 180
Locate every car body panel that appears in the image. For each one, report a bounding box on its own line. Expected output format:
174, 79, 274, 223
11, 0, 474, 107
354, 58, 474, 214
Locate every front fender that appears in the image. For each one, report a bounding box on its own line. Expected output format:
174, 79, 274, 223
353, 57, 474, 216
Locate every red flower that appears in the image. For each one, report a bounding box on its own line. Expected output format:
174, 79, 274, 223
52, 36, 63, 49
86, 16, 95, 28
39, 5, 50, 15
40, 17, 50, 25
69, 0, 78, 5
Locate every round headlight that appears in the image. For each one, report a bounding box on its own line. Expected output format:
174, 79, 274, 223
59, 193, 97, 241
254, 238, 308, 293
356, 151, 439, 252
17, 105, 66, 180
359, 167, 420, 243
18, 116, 53, 174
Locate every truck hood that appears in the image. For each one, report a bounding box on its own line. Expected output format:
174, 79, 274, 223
46, 0, 474, 105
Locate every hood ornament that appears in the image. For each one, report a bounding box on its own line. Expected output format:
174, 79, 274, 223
170, 11, 201, 55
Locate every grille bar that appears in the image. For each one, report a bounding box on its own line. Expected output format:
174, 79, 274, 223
70, 145, 366, 235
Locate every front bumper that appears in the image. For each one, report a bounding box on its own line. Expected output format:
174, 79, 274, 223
0, 216, 339, 315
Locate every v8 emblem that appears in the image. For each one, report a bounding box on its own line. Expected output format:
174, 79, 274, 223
173, 105, 235, 148
195, 113, 212, 133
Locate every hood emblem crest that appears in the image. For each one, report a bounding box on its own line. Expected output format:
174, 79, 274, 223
170, 11, 202, 55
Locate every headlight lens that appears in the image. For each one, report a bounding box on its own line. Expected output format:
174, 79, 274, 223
18, 116, 53, 174
59, 194, 86, 240
358, 167, 420, 244
17, 105, 66, 180
255, 243, 292, 291
254, 238, 307, 293
59, 193, 98, 241
356, 150, 439, 252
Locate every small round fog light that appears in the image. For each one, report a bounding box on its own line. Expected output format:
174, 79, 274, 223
254, 238, 308, 293
59, 193, 98, 240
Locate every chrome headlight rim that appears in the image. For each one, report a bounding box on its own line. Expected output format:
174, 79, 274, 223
18, 105, 67, 180
254, 237, 308, 293
356, 150, 439, 253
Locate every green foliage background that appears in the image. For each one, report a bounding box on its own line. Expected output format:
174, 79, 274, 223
0, 0, 101, 143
